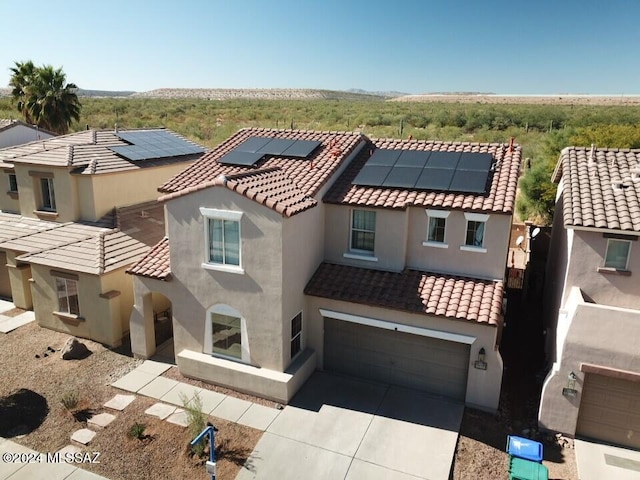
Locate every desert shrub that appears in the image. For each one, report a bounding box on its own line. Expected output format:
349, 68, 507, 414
181, 392, 207, 457
60, 391, 79, 411
128, 422, 146, 439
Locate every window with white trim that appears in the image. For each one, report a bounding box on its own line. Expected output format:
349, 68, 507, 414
8, 173, 18, 193
350, 209, 376, 253
604, 239, 631, 270
462, 213, 489, 251
291, 312, 302, 358
55, 277, 79, 315
424, 210, 450, 247
204, 304, 249, 362
40, 177, 56, 211
200, 207, 243, 272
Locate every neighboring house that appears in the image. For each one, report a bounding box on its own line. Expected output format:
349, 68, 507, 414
128, 128, 521, 410
0, 119, 55, 149
0, 128, 205, 346
539, 146, 640, 449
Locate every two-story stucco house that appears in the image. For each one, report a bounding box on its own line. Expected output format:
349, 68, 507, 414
539, 146, 640, 449
0, 119, 55, 149
0, 128, 205, 346
128, 128, 521, 410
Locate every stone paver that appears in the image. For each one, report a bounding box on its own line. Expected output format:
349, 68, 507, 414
211, 396, 252, 422
111, 370, 156, 393
144, 402, 176, 420
237, 403, 281, 431
57, 444, 83, 454
138, 377, 179, 399
103, 394, 135, 411
136, 360, 172, 376
87, 412, 116, 429
71, 429, 97, 446
198, 389, 227, 414
166, 409, 189, 427
160, 383, 203, 407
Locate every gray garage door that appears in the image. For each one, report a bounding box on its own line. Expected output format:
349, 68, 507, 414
324, 318, 470, 401
576, 373, 640, 449
0, 252, 11, 300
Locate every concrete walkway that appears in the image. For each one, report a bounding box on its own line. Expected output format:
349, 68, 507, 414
0, 299, 34, 334
575, 438, 640, 480
236, 372, 463, 480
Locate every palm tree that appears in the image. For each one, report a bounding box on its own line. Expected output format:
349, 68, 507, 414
9, 61, 81, 134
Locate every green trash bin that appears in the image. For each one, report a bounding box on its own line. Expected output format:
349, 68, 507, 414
509, 456, 549, 480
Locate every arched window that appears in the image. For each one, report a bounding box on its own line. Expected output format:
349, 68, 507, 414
204, 304, 249, 362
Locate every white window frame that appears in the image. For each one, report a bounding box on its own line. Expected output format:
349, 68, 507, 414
460, 212, 489, 253
40, 177, 56, 212
603, 239, 632, 270
8, 173, 18, 193
290, 311, 303, 360
423, 209, 450, 248
344, 209, 378, 262
200, 207, 244, 274
55, 277, 80, 316
204, 304, 250, 363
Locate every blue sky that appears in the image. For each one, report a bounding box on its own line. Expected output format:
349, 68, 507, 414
2, 0, 639, 94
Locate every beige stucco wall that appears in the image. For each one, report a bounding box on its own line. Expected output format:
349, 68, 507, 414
99, 267, 135, 336
539, 287, 640, 435
324, 204, 408, 272
75, 162, 196, 221
5, 250, 32, 309
29, 265, 124, 346
0, 251, 12, 299
0, 171, 20, 213
130, 275, 173, 358
13, 164, 79, 222
165, 186, 287, 371
305, 295, 503, 412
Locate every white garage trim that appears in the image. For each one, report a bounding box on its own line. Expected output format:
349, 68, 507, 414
318, 308, 476, 344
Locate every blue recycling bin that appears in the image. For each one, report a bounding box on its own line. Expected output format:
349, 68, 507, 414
506, 435, 543, 463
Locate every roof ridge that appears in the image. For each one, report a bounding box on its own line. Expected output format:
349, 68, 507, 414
223, 166, 283, 180
66, 145, 74, 166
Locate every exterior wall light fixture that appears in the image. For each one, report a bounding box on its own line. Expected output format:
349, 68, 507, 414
562, 371, 578, 398
474, 347, 487, 370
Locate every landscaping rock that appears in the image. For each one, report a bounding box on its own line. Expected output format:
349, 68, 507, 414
61, 337, 90, 360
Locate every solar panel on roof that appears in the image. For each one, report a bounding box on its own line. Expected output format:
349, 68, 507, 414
395, 150, 430, 168
281, 139, 322, 158
424, 151, 461, 169
235, 136, 273, 153
256, 138, 296, 155
111, 130, 205, 161
366, 149, 402, 166
218, 150, 265, 166
382, 167, 423, 188
449, 169, 490, 193
352, 165, 393, 186
457, 152, 493, 172
414, 168, 455, 190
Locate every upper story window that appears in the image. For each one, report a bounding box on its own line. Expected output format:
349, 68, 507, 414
424, 210, 450, 248
40, 177, 56, 211
55, 277, 80, 316
199, 207, 244, 274
461, 213, 489, 253
291, 312, 302, 359
604, 239, 631, 270
8, 173, 18, 193
351, 209, 376, 253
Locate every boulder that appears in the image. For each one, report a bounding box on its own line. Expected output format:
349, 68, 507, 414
61, 337, 90, 360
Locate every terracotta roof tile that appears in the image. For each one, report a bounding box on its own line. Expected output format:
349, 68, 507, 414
158, 128, 364, 214
305, 262, 504, 326
0, 128, 203, 174
554, 147, 640, 232
127, 237, 171, 280
324, 138, 521, 213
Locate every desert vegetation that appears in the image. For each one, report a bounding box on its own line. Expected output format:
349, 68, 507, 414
1, 96, 638, 224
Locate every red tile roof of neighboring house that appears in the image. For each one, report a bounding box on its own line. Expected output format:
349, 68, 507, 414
553, 146, 640, 232
324, 138, 521, 214
0, 128, 203, 174
305, 263, 504, 326
157, 128, 365, 212
126, 237, 171, 280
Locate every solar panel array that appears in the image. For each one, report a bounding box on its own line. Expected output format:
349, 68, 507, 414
218, 136, 322, 166
109, 130, 205, 161
352, 149, 494, 194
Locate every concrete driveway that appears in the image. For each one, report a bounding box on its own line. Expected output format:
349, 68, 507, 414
575, 438, 640, 480
236, 372, 463, 480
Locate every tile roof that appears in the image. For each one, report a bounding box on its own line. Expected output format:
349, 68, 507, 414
126, 237, 171, 280
324, 138, 521, 213
0, 213, 58, 242
0, 222, 108, 253
0, 128, 203, 174
115, 200, 166, 246
553, 146, 640, 232
157, 128, 364, 214
305, 262, 504, 326
17, 230, 150, 275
